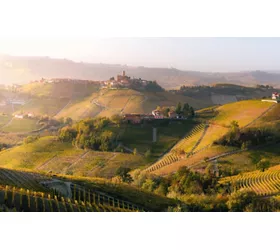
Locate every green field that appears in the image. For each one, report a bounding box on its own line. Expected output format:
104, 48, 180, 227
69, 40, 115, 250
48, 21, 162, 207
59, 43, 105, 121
1, 118, 42, 133
120, 120, 197, 161
0, 114, 12, 128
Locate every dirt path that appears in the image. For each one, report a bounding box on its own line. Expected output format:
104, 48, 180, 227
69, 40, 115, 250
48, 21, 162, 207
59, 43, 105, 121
65, 151, 90, 172
53, 99, 72, 117
120, 95, 134, 114
0, 117, 14, 130
244, 103, 277, 128
187, 123, 209, 156
37, 155, 57, 170
119, 144, 143, 156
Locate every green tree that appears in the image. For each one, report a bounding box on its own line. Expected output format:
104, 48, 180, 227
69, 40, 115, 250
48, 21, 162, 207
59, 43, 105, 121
116, 167, 133, 183
65, 117, 73, 125
205, 163, 215, 177
175, 102, 182, 114
154, 183, 168, 196
230, 120, 239, 134
182, 103, 190, 116
227, 190, 257, 212
256, 158, 270, 172
24, 135, 38, 144
111, 114, 123, 126
189, 107, 195, 117
142, 178, 156, 192
59, 126, 77, 142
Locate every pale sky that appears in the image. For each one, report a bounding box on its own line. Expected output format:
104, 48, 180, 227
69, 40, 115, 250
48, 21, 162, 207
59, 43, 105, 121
1, 38, 280, 72
1, 1, 280, 72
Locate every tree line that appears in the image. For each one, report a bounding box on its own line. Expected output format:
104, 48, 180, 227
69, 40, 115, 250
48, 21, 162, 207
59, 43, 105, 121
58, 117, 118, 151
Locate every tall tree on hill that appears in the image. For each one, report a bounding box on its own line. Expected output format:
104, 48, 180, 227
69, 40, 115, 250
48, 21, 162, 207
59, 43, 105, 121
182, 103, 190, 116
189, 107, 195, 117
176, 102, 182, 114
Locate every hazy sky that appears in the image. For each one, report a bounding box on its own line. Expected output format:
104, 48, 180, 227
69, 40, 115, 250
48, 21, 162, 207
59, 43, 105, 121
1, 37, 280, 72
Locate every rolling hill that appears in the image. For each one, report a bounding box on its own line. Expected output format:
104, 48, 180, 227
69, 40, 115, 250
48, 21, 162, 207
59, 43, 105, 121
5, 83, 213, 123
145, 100, 278, 176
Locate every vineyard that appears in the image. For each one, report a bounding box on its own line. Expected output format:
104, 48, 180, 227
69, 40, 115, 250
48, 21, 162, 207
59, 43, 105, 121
220, 165, 280, 196
0, 167, 144, 212
145, 123, 207, 173
0, 167, 50, 191
192, 124, 229, 153
0, 184, 140, 212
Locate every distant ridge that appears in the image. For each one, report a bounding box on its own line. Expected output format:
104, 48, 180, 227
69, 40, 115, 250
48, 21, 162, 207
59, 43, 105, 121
2, 55, 280, 88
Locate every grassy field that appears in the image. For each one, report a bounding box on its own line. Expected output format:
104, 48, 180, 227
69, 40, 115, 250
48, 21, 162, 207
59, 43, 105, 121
211, 100, 274, 127
248, 103, 280, 129
18, 97, 70, 117
0, 136, 77, 169
0, 136, 146, 178
0, 133, 25, 147
1, 118, 42, 133
19, 82, 100, 99
18, 82, 101, 120
120, 120, 197, 161
0, 114, 12, 128
38, 151, 145, 178
55, 93, 101, 120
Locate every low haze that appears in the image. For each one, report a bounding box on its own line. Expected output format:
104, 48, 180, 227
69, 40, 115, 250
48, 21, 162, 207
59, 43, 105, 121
1, 38, 280, 72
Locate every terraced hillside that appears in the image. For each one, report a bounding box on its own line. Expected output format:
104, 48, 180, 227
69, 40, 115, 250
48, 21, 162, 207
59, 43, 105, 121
145, 123, 207, 173
151, 145, 234, 176
220, 165, 280, 196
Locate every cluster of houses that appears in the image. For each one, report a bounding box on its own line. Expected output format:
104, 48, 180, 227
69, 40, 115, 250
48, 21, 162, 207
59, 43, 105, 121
272, 92, 280, 100
262, 92, 280, 103
14, 112, 34, 119
124, 109, 184, 124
